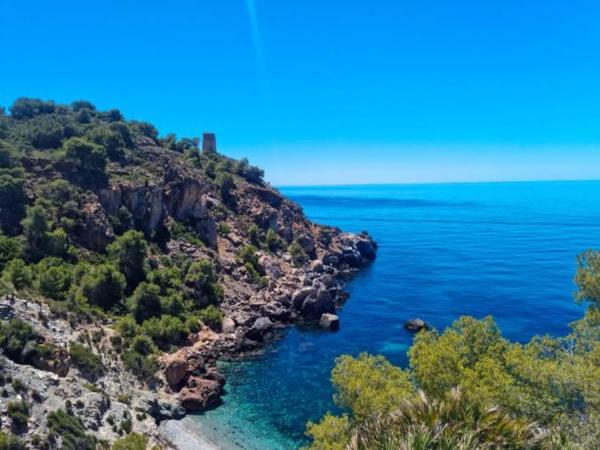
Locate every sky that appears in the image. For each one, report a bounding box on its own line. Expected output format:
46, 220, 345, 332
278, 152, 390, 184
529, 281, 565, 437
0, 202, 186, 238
1, 0, 600, 185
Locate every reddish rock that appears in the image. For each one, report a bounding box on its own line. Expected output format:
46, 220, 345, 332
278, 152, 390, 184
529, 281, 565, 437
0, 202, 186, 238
179, 377, 223, 412
164, 359, 187, 389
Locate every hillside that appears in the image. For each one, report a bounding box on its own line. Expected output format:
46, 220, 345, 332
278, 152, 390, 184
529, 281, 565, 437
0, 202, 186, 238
0, 98, 376, 448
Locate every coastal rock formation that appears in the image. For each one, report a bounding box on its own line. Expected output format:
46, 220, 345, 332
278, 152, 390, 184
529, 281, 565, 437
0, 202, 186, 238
404, 318, 429, 332
320, 313, 340, 331
178, 377, 223, 412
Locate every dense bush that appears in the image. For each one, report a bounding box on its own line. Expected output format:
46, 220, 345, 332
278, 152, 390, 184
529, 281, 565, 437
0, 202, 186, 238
9, 97, 55, 119
36, 258, 72, 300
140, 315, 188, 350
0, 430, 26, 450
0, 319, 38, 363
121, 349, 158, 383
69, 343, 104, 380
111, 433, 148, 450
196, 305, 224, 331
216, 172, 235, 203
47, 409, 96, 450
62, 137, 108, 186
108, 230, 148, 291
184, 260, 224, 306
0, 161, 26, 235
2, 259, 32, 290
7, 401, 29, 432
0, 234, 21, 271
127, 282, 162, 323
76, 264, 126, 309
89, 126, 125, 161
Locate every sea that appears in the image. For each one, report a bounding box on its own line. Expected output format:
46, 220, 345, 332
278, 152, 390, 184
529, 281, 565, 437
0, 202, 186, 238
188, 180, 599, 449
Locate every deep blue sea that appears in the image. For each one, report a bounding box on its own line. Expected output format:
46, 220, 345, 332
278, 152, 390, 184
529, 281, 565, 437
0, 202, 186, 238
190, 181, 600, 449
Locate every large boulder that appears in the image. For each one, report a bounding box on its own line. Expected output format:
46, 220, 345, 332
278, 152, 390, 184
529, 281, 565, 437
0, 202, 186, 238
245, 316, 273, 341
301, 289, 336, 320
292, 287, 317, 309
178, 377, 223, 412
139, 396, 186, 423
164, 359, 188, 389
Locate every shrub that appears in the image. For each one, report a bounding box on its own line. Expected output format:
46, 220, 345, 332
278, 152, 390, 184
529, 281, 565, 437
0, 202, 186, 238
127, 282, 162, 323
248, 224, 261, 246
0, 431, 26, 450
7, 401, 29, 432
77, 264, 126, 309
111, 433, 147, 450
122, 350, 158, 383
9, 97, 55, 119
89, 126, 125, 161
149, 267, 182, 296
0, 167, 26, 236
265, 229, 281, 252
0, 318, 37, 363
26, 115, 64, 149
110, 206, 133, 235
2, 259, 32, 290
184, 260, 223, 306
216, 172, 235, 203
131, 334, 156, 356
196, 305, 224, 331
47, 409, 96, 450
108, 230, 148, 291
69, 343, 104, 380
140, 315, 188, 350
288, 241, 307, 265
116, 315, 138, 340
37, 258, 72, 300
62, 137, 107, 186
21, 204, 50, 262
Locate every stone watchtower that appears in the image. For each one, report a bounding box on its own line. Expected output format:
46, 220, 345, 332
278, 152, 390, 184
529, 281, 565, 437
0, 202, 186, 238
202, 133, 217, 155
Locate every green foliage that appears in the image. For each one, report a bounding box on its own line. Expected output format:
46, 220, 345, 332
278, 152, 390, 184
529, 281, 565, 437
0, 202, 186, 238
184, 260, 223, 306
116, 315, 138, 339
69, 343, 105, 380
131, 334, 157, 356
248, 224, 260, 246
62, 137, 108, 185
121, 349, 158, 383
127, 282, 162, 323
575, 249, 600, 307
47, 409, 96, 450
110, 206, 134, 236
0, 430, 26, 450
89, 126, 125, 160
196, 305, 224, 331
7, 401, 29, 431
235, 157, 264, 184
265, 229, 282, 252
0, 234, 23, 270
26, 115, 65, 149
76, 264, 126, 309
140, 315, 188, 350
20, 204, 69, 262
10, 97, 55, 119
108, 230, 148, 290
148, 267, 182, 296
216, 172, 235, 203
36, 257, 72, 300
288, 241, 307, 265
0, 147, 26, 235
111, 433, 148, 450
0, 318, 37, 363
1, 259, 31, 290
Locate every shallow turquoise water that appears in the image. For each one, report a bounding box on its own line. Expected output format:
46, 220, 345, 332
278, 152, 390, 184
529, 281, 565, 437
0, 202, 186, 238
191, 181, 600, 449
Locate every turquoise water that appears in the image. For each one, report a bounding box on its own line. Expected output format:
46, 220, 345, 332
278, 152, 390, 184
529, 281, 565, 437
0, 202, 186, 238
191, 181, 600, 449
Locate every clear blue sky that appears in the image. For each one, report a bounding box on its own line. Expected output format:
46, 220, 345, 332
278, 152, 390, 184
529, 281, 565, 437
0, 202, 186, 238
1, 0, 600, 185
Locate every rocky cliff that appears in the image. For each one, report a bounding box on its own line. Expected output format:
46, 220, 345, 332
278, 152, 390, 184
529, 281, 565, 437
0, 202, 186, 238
0, 98, 376, 448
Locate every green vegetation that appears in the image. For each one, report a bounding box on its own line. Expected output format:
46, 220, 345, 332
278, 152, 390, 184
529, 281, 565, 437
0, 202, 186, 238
111, 433, 148, 450
69, 343, 105, 380
0, 431, 26, 450
7, 401, 29, 431
306, 250, 600, 449
0, 318, 38, 363
47, 409, 96, 450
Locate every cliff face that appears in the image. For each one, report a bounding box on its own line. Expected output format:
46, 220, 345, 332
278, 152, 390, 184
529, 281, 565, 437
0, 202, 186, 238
0, 98, 376, 447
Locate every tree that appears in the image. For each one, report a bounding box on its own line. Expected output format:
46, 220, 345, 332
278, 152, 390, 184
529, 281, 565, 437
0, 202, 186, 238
140, 315, 188, 350
0, 234, 21, 271
62, 137, 107, 185
0, 146, 26, 235
26, 115, 64, 149
0, 319, 37, 363
89, 126, 125, 160
2, 259, 32, 290
216, 172, 235, 203
127, 282, 162, 323
37, 258, 72, 300
21, 205, 50, 262
9, 98, 55, 119
77, 264, 126, 309
108, 230, 148, 290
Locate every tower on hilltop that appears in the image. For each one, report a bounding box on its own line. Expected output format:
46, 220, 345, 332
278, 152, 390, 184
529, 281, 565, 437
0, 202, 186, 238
202, 133, 217, 155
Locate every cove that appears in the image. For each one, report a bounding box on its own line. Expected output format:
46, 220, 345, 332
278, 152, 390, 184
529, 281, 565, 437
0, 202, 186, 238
189, 181, 600, 449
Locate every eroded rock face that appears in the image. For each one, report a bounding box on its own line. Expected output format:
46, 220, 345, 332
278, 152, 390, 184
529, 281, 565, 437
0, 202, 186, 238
99, 178, 218, 248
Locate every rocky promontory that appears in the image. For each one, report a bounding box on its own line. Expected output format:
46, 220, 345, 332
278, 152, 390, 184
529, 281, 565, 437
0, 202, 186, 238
0, 98, 376, 448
